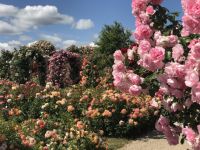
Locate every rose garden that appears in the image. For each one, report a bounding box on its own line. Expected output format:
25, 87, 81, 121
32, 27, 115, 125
0, 0, 200, 149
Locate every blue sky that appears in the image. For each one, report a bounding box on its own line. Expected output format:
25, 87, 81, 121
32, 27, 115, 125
0, 0, 182, 50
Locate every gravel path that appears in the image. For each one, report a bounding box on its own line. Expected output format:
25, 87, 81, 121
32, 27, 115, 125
119, 131, 190, 150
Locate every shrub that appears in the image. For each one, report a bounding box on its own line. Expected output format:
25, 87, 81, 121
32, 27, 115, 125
10, 47, 47, 86
0, 80, 106, 149
47, 50, 81, 88
0, 50, 13, 80
29, 40, 56, 56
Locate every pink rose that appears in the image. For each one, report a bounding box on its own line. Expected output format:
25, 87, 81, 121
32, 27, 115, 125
191, 82, 200, 104
129, 85, 142, 95
182, 0, 200, 17
149, 46, 165, 62
113, 72, 125, 86
113, 50, 124, 62
182, 15, 200, 35
146, 6, 155, 15
172, 44, 184, 62
191, 43, 200, 59
165, 62, 185, 78
138, 40, 151, 56
139, 11, 150, 24
168, 35, 178, 47
127, 73, 142, 85
185, 70, 199, 87
127, 48, 135, 60
154, 31, 161, 40
182, 127, 196, 143
112, 62, 126, 72
134, 25, 153, 40
132, 0, 149, 15
155, 116, 170, 132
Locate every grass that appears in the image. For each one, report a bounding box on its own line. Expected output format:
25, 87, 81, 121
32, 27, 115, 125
107, 138, 130, 150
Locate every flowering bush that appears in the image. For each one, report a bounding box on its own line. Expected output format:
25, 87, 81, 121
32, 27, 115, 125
83, 89, 159, 137
0, 81, 106, 149
47, 50, 81, 88
112, 0, 200, 149
60, 85, 159, 137
29, 40, 56, 56
0, 79, 159, 149
0, 50, 13, 80
9, 46, 47, 85
80, 47, 100, 87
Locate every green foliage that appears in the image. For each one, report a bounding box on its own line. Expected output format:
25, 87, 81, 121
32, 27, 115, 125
10, 47, 31, 84
0, 50, 13, 79
93, 22, 132, 75
9, 47, 47, 85
96, 22, 132, 55
151, 5, 182, 36
29, 40, 56, 56
66, 45, 83, 55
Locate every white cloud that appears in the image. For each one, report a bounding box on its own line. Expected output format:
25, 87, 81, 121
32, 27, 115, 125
75, 19, 94, 30
89, 42, 98, 47
13, 5, 74, 29
27, 41, 38, 47
40, 34, 62, 44
0, 20, 20, 34
63, 40, 77, 48
0, 4, 75, 34
0, 3, 18, 16
0, 40, 21, 50
19, 35, 32, 41
0, 3, 95, 34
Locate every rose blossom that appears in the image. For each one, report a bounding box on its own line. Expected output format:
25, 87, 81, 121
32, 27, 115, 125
134, 25, 153, 41
185, 70, 199, 87
113, 50, 124, 62
172, 44, 184, 62
191, 82, 200, 104
146, 6, 155, 15
129, 85, 142, 95
182, 127, 196, 144
127, 48, 135, 60
138, 40, 151, 56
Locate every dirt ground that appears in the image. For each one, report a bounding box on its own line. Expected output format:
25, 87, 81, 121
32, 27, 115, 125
119, 131, 190, 150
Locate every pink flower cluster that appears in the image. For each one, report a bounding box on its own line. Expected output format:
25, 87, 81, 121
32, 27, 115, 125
132, 0, 163, 16
112, 50, 143, 95
138, 46, 165, 71
112, 0, 200, 149
155, 116, 179, 145
181, 0, 200, 35
154, 31, 178, 48
47, 50, 81, 88
182, 126, 200, 150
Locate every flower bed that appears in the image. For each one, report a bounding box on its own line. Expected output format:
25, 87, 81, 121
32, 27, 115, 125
0, 80, 159, 148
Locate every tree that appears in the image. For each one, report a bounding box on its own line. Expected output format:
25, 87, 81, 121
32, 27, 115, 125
96, 22, 132, 55
93, 22, 132, 72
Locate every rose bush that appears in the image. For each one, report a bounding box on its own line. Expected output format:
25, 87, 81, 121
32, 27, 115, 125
0, 80, 106, 149
0, 79, 159, 149
47, 50, 81, 88
112, 0, 200, 149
